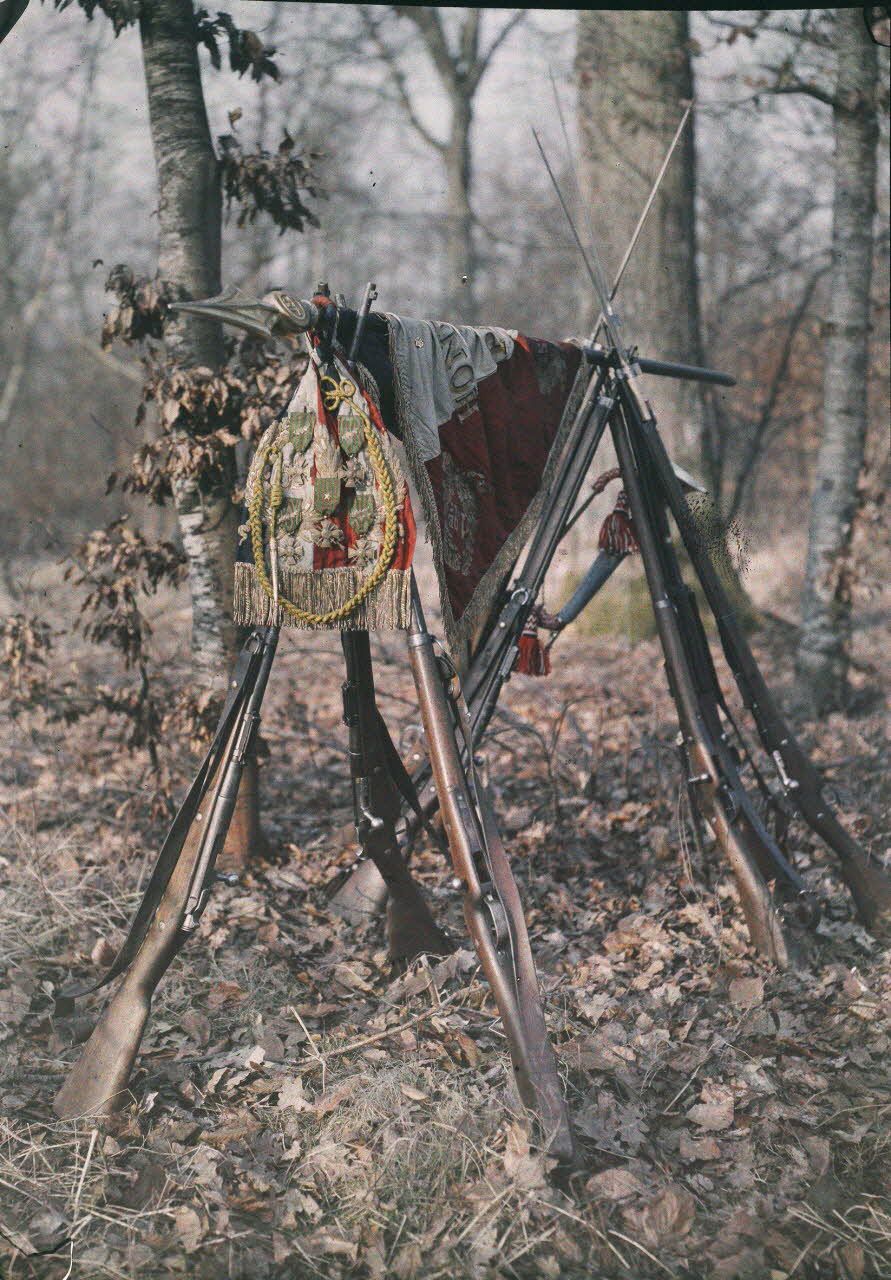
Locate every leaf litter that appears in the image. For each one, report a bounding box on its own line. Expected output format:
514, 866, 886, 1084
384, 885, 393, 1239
0, 608, 889, 1277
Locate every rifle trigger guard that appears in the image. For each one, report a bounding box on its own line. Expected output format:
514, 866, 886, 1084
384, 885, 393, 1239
718, 781, 739, 824
771, 750, 800, 792
482, 892, 510, 948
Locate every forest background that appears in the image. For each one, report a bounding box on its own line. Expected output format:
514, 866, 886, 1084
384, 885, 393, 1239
3, 4, 887, 628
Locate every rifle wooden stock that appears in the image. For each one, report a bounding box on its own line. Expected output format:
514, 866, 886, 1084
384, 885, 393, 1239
332, 389, 617, 929
406, 601, 576, 1163
340, 631, 452, 961
711, 803, 792, 967
54, 628, 278, 1120
635, 446, 813, 916
330, 852, 390, 924
53, 765, 221, 1119
612, 411, 794, 967
728, 683, 891, 937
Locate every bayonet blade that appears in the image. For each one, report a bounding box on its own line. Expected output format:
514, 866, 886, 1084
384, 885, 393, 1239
170, 287, 319, 340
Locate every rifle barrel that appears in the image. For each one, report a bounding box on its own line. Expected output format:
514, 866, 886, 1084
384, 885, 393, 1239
582, 344, 735, 387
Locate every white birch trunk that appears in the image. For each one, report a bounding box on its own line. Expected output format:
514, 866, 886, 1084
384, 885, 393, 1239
795, 11, 878, 714
140, 0, 263, 865
139, 0, 238, 690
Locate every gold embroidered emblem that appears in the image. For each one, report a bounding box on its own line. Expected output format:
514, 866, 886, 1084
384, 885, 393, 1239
320, 376, 356, 411
277, 498, 303, 535
314, 475, 341, 515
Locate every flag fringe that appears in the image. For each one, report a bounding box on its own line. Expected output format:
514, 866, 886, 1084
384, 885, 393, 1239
233, 562, 412, 631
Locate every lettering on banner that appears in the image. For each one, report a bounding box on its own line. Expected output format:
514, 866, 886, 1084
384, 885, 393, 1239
434, 323, 479, 420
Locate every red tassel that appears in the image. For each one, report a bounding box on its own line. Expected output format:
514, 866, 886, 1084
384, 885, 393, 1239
598, 490, 639, 555
514, 626, 551, 676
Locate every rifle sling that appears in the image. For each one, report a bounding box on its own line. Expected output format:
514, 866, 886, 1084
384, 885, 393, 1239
374, 708, 433, 836
60, 635, 264, 1001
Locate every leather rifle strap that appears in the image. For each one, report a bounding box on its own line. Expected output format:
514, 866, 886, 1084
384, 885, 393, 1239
374, 708, 437, 839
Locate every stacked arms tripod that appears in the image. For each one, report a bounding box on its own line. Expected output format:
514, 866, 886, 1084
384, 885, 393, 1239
53, 115, 890, 1153
53, 286, 578, 1161
51, 288, 890, 1157
339, 117, 891, 950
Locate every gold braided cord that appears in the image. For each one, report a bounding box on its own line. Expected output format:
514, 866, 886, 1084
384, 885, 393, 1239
247, 374, 399, 626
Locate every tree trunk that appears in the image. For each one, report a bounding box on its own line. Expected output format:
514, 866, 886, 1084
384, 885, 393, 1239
571, 12, 750, 639
795, 11, 878, 715
444, 93, 477, 322
575, 10, 703, 462
140, 0, 263, 865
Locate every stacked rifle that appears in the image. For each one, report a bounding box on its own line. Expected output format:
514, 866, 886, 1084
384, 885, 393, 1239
52, 112, 890, 1165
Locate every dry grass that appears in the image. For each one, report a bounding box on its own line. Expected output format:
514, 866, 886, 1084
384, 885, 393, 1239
1, 563, 890, 1279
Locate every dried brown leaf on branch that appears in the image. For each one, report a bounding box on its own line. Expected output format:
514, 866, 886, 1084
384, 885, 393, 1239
218, 131, 321, 233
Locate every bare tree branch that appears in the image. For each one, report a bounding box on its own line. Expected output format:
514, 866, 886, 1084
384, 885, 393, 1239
728, 266, 828, 521
770, 80, 838, 109
393, 4, 456, 89
715, 245, 830, 307
460, 7, 481, 76
471, 10, 526, 93
358, 5, 446, 153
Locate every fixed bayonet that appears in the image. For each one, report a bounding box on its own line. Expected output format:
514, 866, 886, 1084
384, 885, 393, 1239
170, 287, 320, 340
347, 282, 378, 364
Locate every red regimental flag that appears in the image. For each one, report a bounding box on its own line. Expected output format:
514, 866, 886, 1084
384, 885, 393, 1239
387, 315, 581, 658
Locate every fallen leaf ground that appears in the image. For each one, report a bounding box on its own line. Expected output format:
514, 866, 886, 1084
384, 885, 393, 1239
1, 574, 889, 1280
